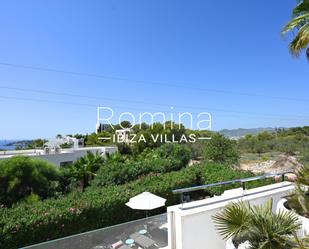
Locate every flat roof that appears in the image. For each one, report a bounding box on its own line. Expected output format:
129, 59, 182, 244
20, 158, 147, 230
0, 146, 117, 158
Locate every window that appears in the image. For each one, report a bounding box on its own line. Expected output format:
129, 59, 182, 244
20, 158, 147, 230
60, 161, 73, 167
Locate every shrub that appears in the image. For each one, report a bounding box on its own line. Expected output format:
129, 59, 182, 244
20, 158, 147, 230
203, 134, 240, 165
201, 163, 262, 195
0, 163, 257, 249
300, 150, 309, 165
0, 166, 201, 249
0, 156, 61, 207
92, 144, 191, 187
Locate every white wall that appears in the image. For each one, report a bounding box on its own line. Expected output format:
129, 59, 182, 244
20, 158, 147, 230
0, 147, 117, 167
167, 182, 295, 249
39, 147, 117, 166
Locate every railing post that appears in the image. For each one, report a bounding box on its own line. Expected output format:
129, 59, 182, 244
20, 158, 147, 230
281, 174, 285, 182
241, 182, 246, 190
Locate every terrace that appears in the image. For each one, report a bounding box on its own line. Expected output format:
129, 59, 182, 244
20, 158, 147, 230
21, 172, 298, 249
22, 214, 168, 249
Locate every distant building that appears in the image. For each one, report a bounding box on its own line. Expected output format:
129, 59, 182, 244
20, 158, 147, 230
0, 137, 117, 167
44, 136, 84, 149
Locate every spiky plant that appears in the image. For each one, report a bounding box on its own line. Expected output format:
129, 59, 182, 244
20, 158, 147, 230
286, 164, 309, 217
213, 199, 301, 249
282, 0, 309, 60
296, 163, 309, 186
292, 235, 309, 249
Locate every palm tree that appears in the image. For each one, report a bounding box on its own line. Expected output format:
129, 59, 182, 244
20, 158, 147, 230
70, 151, 104, 191
282, 0, 309, 60
212, 199, 302, 249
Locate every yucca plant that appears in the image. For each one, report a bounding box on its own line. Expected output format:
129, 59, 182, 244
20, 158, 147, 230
282, 0, 309, 60
213, 199, 301, 249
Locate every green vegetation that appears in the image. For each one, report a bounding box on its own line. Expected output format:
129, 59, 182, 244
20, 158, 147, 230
0, 163, 256, 248
300, 150, 309, 165
92, 144, 191, 187
131, 122, 188, 153
213, 200, 306, 249
69, 151, 105, 191
25, 139, 47, 149
0, 157, 61, 207
3, 126, 308, 248
286, 164, 309, 217
282, 0, 309, 60
203, 133, 239, 165
237, 127, 309, 156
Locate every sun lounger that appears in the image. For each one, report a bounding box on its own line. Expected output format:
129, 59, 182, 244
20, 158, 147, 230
130, 234, 155, 248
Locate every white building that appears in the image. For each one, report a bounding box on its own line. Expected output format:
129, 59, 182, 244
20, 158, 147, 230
0, 146, 117, 167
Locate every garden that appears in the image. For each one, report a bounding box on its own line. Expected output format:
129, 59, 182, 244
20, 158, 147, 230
0, 133, 259, 248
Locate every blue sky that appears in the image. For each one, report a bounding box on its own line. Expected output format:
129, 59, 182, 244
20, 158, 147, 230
0, 0, 308, 139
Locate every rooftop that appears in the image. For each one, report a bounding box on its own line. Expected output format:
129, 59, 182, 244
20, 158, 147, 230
0, 146, 117, 159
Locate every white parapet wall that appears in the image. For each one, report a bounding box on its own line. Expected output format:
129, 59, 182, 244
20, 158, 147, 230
167, 181, 295, 249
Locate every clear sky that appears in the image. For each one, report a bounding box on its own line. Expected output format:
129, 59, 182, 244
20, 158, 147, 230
0, 0, 308, 139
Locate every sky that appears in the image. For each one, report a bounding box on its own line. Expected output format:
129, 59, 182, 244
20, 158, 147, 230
0, 0, 308, 139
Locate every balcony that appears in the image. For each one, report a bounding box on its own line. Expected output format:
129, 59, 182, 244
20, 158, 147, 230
21, 172, 297, 249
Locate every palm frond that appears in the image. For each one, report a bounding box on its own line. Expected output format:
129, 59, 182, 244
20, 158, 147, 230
289, 23, 309, 56
293, 0, 309, 17
213, 199, 300, 248
296, 164, 309, 186
212, 201, 250, 240
282, 13, 309, 34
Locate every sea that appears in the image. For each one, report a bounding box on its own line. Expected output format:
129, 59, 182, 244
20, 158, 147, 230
0, 140, 17, 150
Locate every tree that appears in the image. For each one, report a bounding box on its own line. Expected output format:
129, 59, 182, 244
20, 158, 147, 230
85, 132, 112, 146
213, 199, 303, 249
203, 134, 239, 165
0, 156, 61, 206
69, 151, 104, 191
282, 0, 309, 60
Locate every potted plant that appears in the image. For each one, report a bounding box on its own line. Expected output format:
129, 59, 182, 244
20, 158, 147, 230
277, 164, 309, 236
212, 199, 307, 249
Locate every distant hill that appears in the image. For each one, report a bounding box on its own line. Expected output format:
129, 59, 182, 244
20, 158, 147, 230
219, 128, 277, 139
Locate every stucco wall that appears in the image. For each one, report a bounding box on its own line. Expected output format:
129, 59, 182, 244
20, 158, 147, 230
167, 181, 294, 249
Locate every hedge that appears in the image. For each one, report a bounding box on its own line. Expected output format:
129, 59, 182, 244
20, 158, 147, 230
0, 163, 258, 249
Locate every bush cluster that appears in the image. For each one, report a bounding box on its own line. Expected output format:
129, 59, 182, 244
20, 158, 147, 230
237, 127, 309, 155
0, 166, 199, 248
0, 163, 256, 249
0, 156, 61, 207
92, 144, 192, 187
